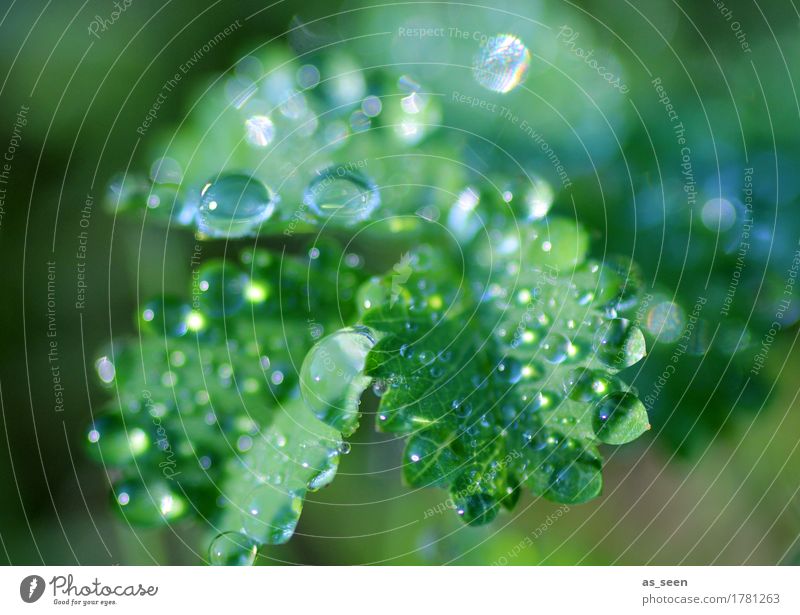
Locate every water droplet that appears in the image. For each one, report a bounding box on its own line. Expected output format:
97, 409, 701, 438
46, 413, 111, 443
401, 91, 427, 114
592, 391, 649, 445
593, 319, 647, 370
95, 356, 116, 384
244, 115, 275, 148
540, 332, 571, 364
279, 91, 308, 119
417, 350, 435, 366
105, 172, 148, 213
198, 174, 276, 238
356, 276, 389, 313
473, 34, 531, 94
307, 457, 338, 491
144, 183, 195, 224
398, 74, 421, 93
303, 167, 380, 225
237, 435, 253, 452
300, 326, 377, 435
362, 95, 382, 117
241, 486, 303, 545
209, 532, 257, 566
371, 379, 388, 397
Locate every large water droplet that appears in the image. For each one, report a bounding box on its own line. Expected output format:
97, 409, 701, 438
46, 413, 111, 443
592, 319, 647, 370
198, 174, 275, 238
241, 485, 303, 545
592, 391, 649, 445
300, 326, 377, 435
303, 166, 379, 226
540, 332, 571, 364
473, 34, 531, 94
209, 532, 257, 566
307, 457, 338, 491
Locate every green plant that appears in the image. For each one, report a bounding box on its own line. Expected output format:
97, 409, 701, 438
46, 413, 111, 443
88, 45, 659, 564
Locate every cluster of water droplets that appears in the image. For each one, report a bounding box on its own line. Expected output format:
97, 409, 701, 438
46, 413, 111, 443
86, 241, 369, 564
105, 48, 459, 238
299, 207, 654, 525
93, 39, 669, 557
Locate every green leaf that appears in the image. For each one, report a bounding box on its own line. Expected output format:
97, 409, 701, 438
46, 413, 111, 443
88, 240, 366, 562
212, 398, 342, 551
592, 392, 650, 445
351, 217, 651, 523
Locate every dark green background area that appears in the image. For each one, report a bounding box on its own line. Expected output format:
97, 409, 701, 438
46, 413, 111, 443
1, 0, 799, 565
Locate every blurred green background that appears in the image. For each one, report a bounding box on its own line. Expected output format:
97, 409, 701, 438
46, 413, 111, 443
1, 0, 800, 565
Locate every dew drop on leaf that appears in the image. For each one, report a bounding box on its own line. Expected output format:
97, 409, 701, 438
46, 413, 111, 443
303, 167, 380, 225
241, 485, 303, 545
300, 326, 377, 435
592, 318, 647, 370
198, 174, 276, 238
209, 532, 257, 566
540, 332, 571, 364
592, 391, 649, 445
307, 457, 338, 491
